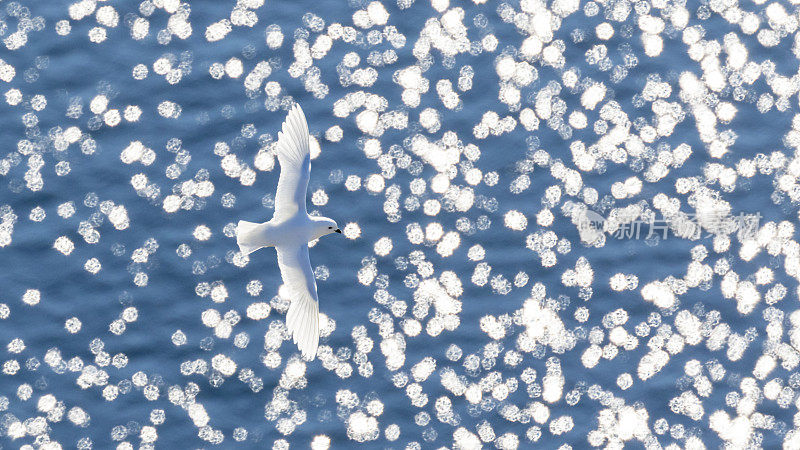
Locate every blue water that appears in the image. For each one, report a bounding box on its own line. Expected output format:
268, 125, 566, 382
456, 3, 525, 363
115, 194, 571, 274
1, 1, 797, 448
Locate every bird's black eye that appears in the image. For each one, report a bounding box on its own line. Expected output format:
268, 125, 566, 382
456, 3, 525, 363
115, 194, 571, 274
328, 227, 332, 229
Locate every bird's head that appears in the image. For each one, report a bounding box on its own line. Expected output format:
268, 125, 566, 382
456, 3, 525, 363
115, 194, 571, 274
313, 216, 341, 239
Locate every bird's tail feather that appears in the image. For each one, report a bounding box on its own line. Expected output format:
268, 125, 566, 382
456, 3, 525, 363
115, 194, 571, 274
237, 221, 266, 256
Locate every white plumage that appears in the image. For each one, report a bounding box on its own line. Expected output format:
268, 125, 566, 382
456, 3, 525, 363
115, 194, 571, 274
236, 104, 340, 360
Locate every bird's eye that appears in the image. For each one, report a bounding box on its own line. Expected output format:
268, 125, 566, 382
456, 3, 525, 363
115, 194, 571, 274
328, 227, 332, 229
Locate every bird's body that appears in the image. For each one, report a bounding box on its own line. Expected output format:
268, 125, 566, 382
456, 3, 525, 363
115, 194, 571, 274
236, 105, 339, 360
238, 214, 334, 251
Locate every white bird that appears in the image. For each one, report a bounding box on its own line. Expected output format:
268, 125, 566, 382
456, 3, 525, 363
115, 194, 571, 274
236, 104, 340, 360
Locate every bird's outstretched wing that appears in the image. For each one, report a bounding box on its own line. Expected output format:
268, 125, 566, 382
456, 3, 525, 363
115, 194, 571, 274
274, 104, 311, 221
276, 244, 319, 360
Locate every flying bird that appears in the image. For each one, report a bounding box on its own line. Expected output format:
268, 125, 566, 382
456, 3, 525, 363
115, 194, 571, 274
236, 104, 340, 360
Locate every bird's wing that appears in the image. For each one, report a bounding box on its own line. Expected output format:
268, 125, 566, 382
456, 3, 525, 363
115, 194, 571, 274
276, 244, 320, 360
273, 104, 311, 221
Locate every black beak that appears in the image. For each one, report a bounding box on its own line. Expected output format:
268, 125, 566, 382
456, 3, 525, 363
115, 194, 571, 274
335, 228, 341, 233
